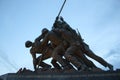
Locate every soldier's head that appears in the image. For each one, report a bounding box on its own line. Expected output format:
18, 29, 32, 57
25, 40, 32, 48
53, 21, 62, 30
42, 28, 49, 34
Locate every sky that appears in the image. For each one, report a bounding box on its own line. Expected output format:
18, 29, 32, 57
0, 0, 120, 75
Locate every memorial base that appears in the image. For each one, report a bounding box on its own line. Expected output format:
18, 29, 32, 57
1, 70, 120, 80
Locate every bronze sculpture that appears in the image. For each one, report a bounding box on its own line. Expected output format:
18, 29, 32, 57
25, 28, 62, 71
25, 16, 113, 72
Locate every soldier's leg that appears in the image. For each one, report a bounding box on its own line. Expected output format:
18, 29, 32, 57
36, 56, 51, 69
83, 43, 113, 70
51, 59, 62, 69
76, 49, 97, 69
39, 62, 51, 69
63, 59, 74, 69
64, 46, 84, 70
52, 45, 69, 69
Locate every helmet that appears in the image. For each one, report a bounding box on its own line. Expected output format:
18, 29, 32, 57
42, 28, 49, 34
25, 40, 32, 48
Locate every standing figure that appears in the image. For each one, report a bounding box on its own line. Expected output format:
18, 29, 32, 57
25, 28, 62, 71
25, 40, 52, 71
